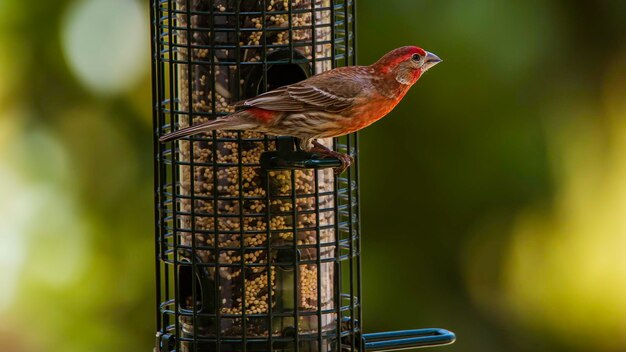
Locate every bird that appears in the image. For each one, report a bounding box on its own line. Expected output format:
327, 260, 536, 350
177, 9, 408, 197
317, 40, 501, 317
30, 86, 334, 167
159, 46, 442, 174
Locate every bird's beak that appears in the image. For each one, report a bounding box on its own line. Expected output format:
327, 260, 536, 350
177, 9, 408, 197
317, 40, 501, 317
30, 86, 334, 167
422, 51, 442, 71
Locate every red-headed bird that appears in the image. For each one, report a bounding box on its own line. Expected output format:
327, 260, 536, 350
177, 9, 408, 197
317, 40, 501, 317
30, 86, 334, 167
159, 46, 442, 173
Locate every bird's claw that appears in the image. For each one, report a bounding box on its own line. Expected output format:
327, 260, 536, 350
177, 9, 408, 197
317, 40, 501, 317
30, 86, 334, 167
310, 140, 353, 175
333, 153, 353, 175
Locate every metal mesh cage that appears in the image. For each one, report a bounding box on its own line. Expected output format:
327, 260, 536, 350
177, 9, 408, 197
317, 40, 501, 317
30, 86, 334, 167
151, 0, 361, 351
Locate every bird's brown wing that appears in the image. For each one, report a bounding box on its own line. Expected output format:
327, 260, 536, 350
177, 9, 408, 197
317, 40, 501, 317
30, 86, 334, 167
233, 86, 305, 111
234, 68, 366, 113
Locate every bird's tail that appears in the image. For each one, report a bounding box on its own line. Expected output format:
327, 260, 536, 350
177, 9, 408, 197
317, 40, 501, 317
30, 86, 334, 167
158, 113, 256, 143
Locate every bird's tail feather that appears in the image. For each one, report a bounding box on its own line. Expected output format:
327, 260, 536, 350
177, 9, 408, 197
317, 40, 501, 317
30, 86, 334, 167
159, 115, 253, 143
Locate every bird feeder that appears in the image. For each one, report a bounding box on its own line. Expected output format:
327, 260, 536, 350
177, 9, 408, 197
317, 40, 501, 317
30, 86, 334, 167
150, 0, 455, 351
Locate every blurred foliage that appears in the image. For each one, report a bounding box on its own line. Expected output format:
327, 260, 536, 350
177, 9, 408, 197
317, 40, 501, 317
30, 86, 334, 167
0, 0, 625, 351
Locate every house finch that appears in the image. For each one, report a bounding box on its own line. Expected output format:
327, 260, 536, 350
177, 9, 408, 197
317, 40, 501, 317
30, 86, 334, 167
159, 46, 442, 173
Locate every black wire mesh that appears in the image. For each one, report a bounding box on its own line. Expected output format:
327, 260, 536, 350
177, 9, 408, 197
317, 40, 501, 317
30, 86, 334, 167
151, 1, 360, 351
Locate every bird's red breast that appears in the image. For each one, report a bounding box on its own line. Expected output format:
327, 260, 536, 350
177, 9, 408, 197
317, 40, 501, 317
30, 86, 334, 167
335, 92, 405, 135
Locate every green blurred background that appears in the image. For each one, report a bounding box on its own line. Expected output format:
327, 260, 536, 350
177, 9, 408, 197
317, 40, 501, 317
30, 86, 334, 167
1, 0, 626, 351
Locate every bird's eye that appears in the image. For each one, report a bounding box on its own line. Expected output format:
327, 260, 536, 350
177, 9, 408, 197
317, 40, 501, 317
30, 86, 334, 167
411, 54, 421, 62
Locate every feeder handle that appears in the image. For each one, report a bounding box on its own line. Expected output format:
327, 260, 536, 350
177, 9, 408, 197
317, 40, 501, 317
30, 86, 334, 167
362, 328, 455, 351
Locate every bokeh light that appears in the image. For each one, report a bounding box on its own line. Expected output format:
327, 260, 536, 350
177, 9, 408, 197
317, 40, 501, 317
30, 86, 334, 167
503, 55, 626, 350
61, 0, 149, 95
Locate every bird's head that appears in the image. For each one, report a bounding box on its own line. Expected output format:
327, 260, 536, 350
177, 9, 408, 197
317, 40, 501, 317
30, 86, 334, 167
373, 46, 442, 86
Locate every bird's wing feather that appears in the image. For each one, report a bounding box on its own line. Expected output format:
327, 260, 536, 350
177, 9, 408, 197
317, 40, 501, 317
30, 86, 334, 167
234, 68, 367, 113
233, 86, 306, 111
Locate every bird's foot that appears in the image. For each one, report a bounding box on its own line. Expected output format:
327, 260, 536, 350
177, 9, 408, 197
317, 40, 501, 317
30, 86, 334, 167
311, 140, 353, 175
334, 153, 354, 175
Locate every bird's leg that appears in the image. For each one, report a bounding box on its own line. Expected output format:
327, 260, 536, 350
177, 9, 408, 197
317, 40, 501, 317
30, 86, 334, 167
293, 137, 303, 151
311, 140, 353, 175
